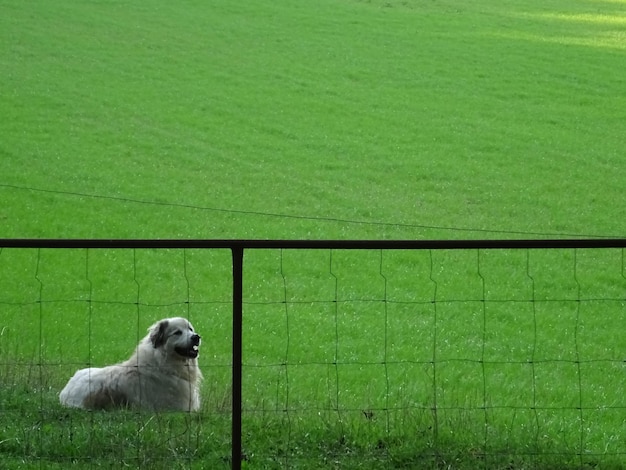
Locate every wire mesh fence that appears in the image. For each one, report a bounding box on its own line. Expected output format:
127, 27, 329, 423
0, 239, 625, 469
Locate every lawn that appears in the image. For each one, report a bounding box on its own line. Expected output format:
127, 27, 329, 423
1, 0, 625, 468
1, 0, 625, 240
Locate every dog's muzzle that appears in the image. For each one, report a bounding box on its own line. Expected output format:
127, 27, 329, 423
176, 334, 201, 359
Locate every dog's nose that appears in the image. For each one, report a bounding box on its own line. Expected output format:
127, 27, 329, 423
192, 334, 201, 343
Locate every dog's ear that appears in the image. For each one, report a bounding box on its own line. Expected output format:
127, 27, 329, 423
149, 320, 169, 348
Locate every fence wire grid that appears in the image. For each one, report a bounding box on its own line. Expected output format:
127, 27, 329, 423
0, 239, 625, 469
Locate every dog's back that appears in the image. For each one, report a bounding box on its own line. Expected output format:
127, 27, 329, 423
59, 361, 200, 411
59, 365, 134, 410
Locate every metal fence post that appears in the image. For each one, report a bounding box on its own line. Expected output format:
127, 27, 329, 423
231, 247, 244, 470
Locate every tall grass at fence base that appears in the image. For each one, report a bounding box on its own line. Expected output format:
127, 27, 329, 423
0, 360, 232, 469
2, 357, 623, 469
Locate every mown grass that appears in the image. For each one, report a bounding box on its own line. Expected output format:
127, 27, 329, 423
1, 0, 625, 239
1, 0, 626, 467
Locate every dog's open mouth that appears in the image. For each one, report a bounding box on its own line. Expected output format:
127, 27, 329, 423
175, 344, 200, 359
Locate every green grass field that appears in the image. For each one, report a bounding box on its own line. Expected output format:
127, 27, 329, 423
1, 0, 626, 468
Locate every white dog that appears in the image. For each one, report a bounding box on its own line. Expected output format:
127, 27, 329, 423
59, 317, 202, 411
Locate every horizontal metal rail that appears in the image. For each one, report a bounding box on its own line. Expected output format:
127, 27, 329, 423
2, 238, 626, 249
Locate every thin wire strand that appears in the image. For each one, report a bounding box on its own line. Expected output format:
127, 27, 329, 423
84, 249, 95, 470
183, 248, 195, 452
35, 249, 44, 469
1, 182, 622, 239
329, 250, 342, 434
379, 249, 391, 441
279, 249, 291, 468
477, 249, 488, 467
573, 250, 585, 468
133, 249, 142, 415
428, 249, 439, 461
527, 249, 540, 466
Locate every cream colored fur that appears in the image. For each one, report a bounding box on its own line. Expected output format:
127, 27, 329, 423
59, 317, 202, 411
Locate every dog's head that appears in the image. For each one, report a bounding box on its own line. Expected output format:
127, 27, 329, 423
148, 317, 201, 359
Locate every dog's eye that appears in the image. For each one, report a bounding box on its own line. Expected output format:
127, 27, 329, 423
173, 330, 182, 336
